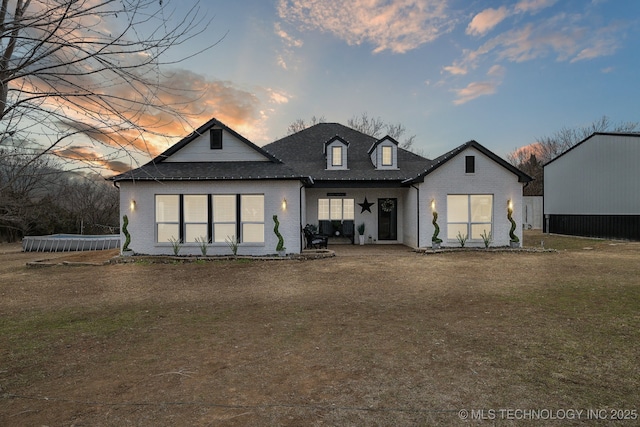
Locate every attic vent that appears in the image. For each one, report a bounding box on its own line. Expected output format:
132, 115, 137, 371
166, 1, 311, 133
210, 129, 223, 150
465, 155, 475, 173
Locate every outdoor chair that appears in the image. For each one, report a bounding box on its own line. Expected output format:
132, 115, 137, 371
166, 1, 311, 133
303, 224, 328, 249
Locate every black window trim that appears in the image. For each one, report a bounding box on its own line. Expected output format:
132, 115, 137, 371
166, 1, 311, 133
465, 155, 475, 174
210, 128, 223, 150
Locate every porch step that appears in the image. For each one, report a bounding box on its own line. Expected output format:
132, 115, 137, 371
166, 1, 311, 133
328, 237, 354, 245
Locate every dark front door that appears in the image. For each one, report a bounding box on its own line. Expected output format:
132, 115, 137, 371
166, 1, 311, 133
378, 198, 397, 240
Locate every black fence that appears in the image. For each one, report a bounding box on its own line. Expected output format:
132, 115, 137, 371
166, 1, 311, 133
545, 214, 640, 241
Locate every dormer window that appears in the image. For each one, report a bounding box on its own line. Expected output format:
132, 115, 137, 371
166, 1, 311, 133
382, 146, 393, 166
369, 136, 398, 169
332, 146, 343, 166
325, 136, 349, 170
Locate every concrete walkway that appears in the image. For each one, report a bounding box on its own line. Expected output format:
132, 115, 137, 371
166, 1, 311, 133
329, 243, 418, 257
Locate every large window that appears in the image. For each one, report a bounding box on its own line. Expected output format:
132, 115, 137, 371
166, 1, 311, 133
447, 195, 493, 240
155, 194, 265, 244
318, 198, 354, 221
156, 195, 180, 242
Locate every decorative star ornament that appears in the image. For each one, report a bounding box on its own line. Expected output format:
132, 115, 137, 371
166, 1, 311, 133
358, 197, 374, 213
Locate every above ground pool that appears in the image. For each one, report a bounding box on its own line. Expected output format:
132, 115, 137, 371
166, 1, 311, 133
22, 234, 121, 252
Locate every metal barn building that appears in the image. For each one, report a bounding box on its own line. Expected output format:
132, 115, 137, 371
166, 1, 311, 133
544, 132, 640, 240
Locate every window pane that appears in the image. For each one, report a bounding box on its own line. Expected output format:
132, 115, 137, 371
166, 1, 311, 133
330, 199, 343, 220
157, 223, 179, 242
448, 223, 468, 240
214, 224, 236, 243
332, 146, 342, 166
184, 195, 207, 222
185, 224, 208, 243
447, 195, 468, 222
343, 199, 354, 220
318, 199, 329, 220
213, 195, 235, 222
241, 195, 264, 221
471, 195, 492, 222
243, 223, 264, 243
156, 195, 179, 222
471, 224, 491, 240
382, 146, 392, 165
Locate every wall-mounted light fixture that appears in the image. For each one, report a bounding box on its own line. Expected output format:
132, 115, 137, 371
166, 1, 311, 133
130, 200, 136, 211
430, 199, 436, 212
282, 198, 287, 210
507, 199, 513, 211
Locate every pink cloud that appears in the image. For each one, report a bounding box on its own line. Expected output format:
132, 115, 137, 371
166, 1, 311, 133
466, 7, 509, 37
25, 66, 280, 165
452, 81, 499, 105
443, 63, 468, 75
277, 0, 454, 54
53, 145, 132, 174
487, 64, 506, 77
274, 22, 304, 48
459, 15, 619, 67
514, 0, 557, 14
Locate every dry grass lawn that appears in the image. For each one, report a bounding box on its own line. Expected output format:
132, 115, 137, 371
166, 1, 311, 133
1, 231, 639, 426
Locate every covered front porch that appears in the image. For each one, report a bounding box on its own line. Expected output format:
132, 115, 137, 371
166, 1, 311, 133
302, 186, 418, 247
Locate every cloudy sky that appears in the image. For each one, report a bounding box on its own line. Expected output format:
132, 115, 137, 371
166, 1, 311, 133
104, 0, 640, 169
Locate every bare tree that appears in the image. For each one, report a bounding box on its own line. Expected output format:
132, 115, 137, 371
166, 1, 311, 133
0, 139, 64, 239
0, 0, 218, 191
509, 116, 639, 166
347, 112, 417, 152
286, 115, 326, 135
58, 174, 119, 234
347, 113, 386, 138
1, 138, 119, 240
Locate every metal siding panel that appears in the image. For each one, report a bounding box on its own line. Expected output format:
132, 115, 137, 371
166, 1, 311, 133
549, 214, 640, 240
545, 135, 640, 215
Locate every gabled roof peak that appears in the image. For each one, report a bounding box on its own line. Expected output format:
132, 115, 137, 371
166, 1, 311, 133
368, 135, 400, 154
544, 132, 640, 167
152, 117, 280, 164
403, 139, 532, 184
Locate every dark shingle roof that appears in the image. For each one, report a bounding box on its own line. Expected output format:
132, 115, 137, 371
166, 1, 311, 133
263, 123, 432, 182
109, 119, 531, 185
110, 161, 307, 182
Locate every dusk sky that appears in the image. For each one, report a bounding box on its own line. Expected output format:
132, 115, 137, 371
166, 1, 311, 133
114, 0, 640, 168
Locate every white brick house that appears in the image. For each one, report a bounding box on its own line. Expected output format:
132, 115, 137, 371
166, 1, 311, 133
110, 118, 531, 255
